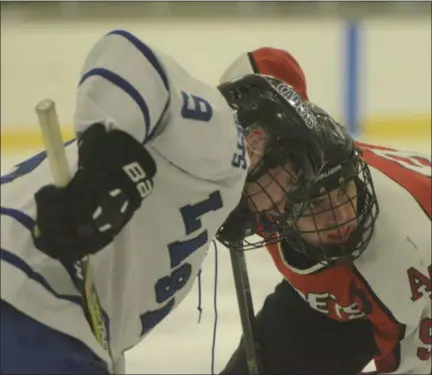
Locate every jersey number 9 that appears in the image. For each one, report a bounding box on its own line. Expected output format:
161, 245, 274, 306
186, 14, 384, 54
417, 317, 431, 361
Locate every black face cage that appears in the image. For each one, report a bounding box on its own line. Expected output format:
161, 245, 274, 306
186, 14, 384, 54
216, 77, 325, 252
216, 126, 320, 252
238, 135, 318, 250
279, 151, 379, 267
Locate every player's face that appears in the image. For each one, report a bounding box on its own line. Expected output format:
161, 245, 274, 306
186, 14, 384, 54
295, 180, 358, 246
244, 164, 296, 216
244, 128, 297, 216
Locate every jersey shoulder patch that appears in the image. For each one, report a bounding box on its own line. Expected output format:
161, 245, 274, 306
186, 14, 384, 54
356, 142, 431, 218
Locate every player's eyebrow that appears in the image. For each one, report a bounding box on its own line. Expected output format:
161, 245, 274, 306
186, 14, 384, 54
310, 195, 328, 204
309, 185, 347, 204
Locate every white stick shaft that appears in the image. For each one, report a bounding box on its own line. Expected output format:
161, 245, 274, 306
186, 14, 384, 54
35, 99, 71, 187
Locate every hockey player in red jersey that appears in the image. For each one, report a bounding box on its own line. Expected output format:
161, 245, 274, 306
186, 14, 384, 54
220, 47, 431, 374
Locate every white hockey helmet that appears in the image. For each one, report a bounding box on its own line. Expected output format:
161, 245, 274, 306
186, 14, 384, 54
220, 47, 309, 101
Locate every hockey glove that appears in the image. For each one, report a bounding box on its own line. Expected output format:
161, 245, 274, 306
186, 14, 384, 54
33, 124, 156, 262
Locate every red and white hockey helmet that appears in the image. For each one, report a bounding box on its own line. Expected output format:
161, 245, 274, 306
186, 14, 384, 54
220, 47, 309, 101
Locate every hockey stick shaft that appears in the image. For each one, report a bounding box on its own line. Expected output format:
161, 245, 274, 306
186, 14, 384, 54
35, 99, 112, 357
229, 247, 263, 374
35, 99, 71, 186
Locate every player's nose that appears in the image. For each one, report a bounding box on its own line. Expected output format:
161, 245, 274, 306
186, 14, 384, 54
275, 196, 288, 215
329, 198, 352, 224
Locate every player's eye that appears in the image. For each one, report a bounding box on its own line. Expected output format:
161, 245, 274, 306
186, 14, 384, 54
309, 197, 329, 212
337, 181, 355, 202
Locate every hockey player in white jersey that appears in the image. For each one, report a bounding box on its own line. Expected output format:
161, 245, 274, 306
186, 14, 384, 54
0, 30, 333, 373
220, 47, 431, 374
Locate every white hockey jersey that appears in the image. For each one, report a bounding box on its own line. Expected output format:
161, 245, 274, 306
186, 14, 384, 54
1, 30, 249, 370
265, 142, 431, 374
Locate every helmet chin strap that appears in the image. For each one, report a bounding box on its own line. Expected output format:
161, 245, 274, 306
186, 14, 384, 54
215, 196, 260, 249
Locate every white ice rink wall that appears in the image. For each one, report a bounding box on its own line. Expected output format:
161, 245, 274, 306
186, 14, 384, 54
1, 3, 431, 153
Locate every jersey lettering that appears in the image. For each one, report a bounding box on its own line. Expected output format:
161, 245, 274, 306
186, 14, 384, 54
140, 191, 223, 335
407, 265, 432, 301
295, 289, 367, 320
417, 317, 432, 361
180, 91, 213, 122
231, 119, 248, 170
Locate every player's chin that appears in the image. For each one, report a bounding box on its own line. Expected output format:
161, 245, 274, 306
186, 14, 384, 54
322, 238, 351, 245
306, 230, 355, 246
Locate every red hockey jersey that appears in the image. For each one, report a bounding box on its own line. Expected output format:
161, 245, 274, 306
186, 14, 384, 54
266, 142, 431, 374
